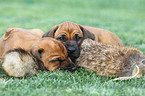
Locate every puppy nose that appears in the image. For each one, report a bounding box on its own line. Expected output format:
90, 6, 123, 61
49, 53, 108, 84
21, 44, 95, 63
68, 47, 75, 52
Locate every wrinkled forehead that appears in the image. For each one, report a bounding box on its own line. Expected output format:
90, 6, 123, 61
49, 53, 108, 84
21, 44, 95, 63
55, 22, 83, 37
42, 40, 68, 56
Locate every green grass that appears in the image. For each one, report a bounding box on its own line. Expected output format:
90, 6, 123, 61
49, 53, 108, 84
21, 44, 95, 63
0, 0, 145, 95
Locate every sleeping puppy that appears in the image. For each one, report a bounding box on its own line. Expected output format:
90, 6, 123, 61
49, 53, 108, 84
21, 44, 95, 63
0, 28, 76, 77
42, 21, 124, 62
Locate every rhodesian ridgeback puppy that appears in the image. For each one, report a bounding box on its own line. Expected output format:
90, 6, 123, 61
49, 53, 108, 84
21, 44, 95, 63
42, 21, 123, 62
0, 28, 76, 72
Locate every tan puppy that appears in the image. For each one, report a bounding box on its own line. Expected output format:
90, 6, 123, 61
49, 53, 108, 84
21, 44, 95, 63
6, 28, 44, 37
0, 28, 76, 72
42, 21, 123, 62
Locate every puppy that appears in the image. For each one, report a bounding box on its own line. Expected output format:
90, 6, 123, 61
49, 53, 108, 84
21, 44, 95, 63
42, 21, 123, 62
0, 28, 76, 76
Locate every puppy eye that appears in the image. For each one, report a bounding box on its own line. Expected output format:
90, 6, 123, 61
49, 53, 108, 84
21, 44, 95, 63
75, 34, 82, 41
49, 57, 64, 63
57, 37, 63, 40
56, 35, 66, 41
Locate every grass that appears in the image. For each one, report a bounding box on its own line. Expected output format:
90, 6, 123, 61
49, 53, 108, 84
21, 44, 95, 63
0, 0, 145, 95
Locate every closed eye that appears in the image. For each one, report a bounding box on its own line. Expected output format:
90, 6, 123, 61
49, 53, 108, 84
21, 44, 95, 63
49, 60, 58, 63
49, 57, 65, 63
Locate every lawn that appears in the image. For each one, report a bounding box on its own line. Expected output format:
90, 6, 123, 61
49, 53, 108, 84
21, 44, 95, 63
0, 0, 145, 95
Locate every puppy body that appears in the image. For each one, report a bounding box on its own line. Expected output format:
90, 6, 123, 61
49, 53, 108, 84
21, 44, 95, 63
0, 28, 39, 58
83, 26, 124, 46
6, 28, 44, 37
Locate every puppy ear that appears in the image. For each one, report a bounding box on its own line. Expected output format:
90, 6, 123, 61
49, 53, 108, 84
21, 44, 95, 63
42, 25, 59, 37
79, 25, 95, 40
3, 28, 14, 40
29, 47, 46, 70
57, 41, 68, 55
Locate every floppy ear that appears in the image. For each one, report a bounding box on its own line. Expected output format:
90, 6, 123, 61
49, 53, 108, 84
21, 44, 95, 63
42, 25, 59, 37
29, 47, 46, 70
79, 25, 95, 40
57, 41, 68, 55
3, 28, 14, 40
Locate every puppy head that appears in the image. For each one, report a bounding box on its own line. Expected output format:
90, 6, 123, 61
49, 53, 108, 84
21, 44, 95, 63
42, 22, 95, 40
29, 37, 76, 71
42, 22, 95, 61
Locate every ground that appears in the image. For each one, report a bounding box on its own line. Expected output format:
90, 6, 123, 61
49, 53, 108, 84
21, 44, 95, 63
0, 0, 145, 95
